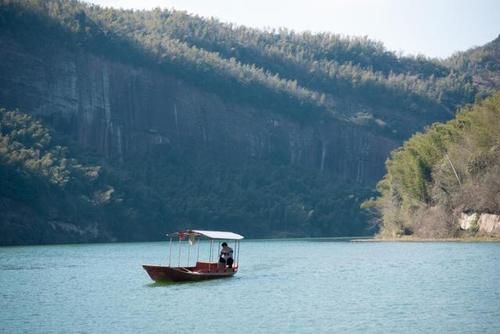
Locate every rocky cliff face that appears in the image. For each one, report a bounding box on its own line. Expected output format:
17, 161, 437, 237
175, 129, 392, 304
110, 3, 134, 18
0, 34, 396, 185
459, 213, 500, 237
0, 22, 406, 244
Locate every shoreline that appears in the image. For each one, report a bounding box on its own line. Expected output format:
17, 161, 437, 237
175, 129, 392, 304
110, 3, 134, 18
351, 236, 500, 242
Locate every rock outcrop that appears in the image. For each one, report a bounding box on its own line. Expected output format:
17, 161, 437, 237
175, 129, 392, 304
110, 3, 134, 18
459, 212, 500, 236
459, 212, 479, 230
478, 214, 500, 236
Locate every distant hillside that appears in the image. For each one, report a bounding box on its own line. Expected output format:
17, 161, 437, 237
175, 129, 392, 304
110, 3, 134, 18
0, 0, 482, 135
364, 93, 500, 238
0, 0, 498, 245
446, 35, 500, 97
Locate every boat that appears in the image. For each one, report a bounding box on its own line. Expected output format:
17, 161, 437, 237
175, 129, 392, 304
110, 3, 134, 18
143, 229, 244, 282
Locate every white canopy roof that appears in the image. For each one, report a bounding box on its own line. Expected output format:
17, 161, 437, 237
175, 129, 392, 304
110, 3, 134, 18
191, 230, 244, 240
168, 230, 244, 240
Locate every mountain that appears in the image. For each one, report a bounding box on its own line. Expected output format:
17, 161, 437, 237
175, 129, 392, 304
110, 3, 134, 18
364, 93, 500, 238
0, 0, 498, 245
445, 35, 500, 97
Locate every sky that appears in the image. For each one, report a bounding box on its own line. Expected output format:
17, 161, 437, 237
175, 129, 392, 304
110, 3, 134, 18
85, 0, 500, 59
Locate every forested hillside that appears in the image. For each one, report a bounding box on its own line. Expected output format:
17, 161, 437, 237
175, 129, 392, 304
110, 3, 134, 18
446, 35, 500, 97
0, 0, 498, 245
364, 93, 500, 238
1, 0, 486, 134
0, 108, 171, 244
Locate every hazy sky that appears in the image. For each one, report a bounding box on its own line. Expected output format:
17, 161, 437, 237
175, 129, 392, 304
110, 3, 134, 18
86, 0, 499, 59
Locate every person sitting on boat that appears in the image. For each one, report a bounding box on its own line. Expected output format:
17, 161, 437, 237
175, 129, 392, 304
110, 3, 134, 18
219, 242, 234, 270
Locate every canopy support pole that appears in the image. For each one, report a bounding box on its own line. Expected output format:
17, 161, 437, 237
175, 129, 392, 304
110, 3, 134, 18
209, 240, 213, 272
178, 238, 182, 267
168, 236, 173, 266
236, 240, 241, 268
196, 239, 200, 263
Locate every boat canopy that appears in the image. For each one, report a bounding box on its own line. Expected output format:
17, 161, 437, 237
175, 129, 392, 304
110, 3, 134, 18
168, 230, 244, 240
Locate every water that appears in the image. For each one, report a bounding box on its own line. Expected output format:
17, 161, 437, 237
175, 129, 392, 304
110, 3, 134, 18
1, 240, 499, 333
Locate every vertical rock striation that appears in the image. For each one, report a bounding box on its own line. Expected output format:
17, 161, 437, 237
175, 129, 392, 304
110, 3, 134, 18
0, 35, 396, 184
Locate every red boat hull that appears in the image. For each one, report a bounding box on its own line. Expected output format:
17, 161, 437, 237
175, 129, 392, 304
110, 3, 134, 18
143, 262, 238, 282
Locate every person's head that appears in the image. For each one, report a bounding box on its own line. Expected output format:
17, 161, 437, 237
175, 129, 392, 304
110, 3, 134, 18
221, 242, 228, 247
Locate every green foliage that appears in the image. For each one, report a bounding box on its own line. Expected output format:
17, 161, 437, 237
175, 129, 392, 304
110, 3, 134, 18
0, 1, 498, 244
445, 35, 500, 97
123, 146, 374, 238
0, 108, 167, 244
0, 108, 99, 186
0, 107, 373, 244
367, 93, 500, 238
0, 0, 486, 137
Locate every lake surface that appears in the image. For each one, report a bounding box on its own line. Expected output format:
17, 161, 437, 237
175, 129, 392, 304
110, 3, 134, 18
1, 239, 499, 333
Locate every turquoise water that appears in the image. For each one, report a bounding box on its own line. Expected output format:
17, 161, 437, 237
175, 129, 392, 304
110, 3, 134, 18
1, 240, 499, 333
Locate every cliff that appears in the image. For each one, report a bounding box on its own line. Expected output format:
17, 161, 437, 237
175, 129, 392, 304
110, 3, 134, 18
0, 34, 394, 179
0, 28, 396, 244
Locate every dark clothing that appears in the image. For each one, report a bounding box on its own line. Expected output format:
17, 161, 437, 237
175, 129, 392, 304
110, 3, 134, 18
219, 245, 234, 268
219, 257, 234, 268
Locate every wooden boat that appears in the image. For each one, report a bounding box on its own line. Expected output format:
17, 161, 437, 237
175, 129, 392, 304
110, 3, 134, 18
143, 230, 244, 282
